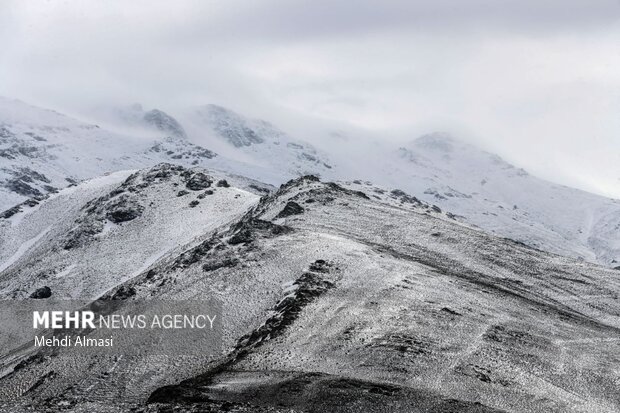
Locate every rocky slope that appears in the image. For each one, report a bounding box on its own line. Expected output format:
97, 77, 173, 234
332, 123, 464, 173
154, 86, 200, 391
1, 169, 618, 412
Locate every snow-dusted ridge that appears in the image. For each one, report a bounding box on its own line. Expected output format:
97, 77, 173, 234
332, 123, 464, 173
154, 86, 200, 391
1, 171, 619, 412
3, 97, 619, 267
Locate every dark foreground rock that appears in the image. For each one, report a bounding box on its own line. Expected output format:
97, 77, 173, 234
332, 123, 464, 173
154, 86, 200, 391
276, 201, 304, 218
30, 286, 52, 299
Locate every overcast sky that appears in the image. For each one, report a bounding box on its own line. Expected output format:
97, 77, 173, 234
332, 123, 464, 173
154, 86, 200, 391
1, 0, 619, 197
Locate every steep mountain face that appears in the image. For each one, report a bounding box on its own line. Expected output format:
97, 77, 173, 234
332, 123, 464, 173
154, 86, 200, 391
190, 104, 334, 179
373, 133, 620, 266
1, 169, 619, 412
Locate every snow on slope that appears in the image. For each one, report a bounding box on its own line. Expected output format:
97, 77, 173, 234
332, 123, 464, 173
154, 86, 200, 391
185, 104, 334, 179
2, 97, 619, 267
2, 175, 619, 412
0, 98, 274, 213
366, 133, 620, 266
0, 163, 265, 300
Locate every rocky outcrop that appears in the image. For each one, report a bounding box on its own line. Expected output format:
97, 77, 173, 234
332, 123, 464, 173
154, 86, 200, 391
276, 201, 304, 218
30, 286, 52, 299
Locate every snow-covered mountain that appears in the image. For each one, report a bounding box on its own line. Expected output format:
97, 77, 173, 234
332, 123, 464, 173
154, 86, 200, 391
1, 169, 619, 412
368, 133, 620, 266
0, 164, 272, 300
0, 97, 222, 212
1, 97, 619, 268
0, 97, 336, 214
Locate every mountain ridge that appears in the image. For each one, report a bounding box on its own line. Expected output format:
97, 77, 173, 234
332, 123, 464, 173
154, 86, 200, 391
1, 166, 619, 412
1, 97, 619, 267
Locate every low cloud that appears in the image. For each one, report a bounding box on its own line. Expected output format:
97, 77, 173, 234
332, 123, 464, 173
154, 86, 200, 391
1, 0, 619, 196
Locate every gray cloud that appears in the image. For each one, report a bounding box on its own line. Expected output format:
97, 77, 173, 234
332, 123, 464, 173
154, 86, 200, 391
1, 0, 619, 196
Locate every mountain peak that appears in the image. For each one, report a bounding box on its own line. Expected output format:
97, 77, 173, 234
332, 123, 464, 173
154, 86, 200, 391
413, 132, 456, 152
143, 109, 187, 139
197, 104, 265, 148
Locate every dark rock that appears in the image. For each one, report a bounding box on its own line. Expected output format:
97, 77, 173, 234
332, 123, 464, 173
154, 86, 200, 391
216, 179, 230, 188
13, 354, 46, 372
63, 219, 104, 249
248, 184, 271, 194
228, 218, 292, 245
0, 205, 22, 219
186, 172, 213, 191
5, 179, 42, 197
234, 261, 335, 353
105, 195, 144, 223
309, 259, 330, 273
441, 307, 461, 316
197, 190, 214, 199
30, 286, 52, 299
390, 188, 422, 206
173, 238, 216, 268
107, 208, 141, 223
110, 286, 137, 300
189, 200, 200, 208
229, 229, 254, 245
276, 201, 304, 218
24, 199, 39, 207
326, 182, 369, 200
177, 190, 189, 197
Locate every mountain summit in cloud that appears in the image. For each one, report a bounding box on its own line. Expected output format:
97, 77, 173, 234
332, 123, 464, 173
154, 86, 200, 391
2, 97, 619, 268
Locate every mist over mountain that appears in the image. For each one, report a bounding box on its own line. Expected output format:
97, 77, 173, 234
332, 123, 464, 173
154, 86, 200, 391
2, 2, 620, 412
2, 97, 619, 268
